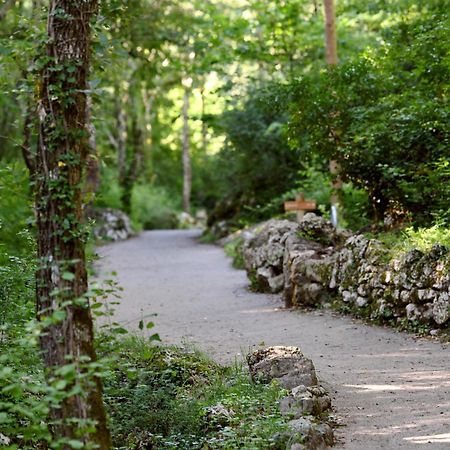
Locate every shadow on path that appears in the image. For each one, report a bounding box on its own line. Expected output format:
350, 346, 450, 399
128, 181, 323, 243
97, 230, 450, 450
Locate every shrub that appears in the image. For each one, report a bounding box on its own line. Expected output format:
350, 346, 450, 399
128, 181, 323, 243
130, 184, 180, 230
0, 164, 34, 257
287, 7, 449, 226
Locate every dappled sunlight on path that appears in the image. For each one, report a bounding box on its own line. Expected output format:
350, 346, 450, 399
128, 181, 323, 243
97, 230, 450, 450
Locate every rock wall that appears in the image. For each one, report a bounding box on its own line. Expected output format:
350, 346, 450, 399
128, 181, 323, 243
236, 215, 450, 332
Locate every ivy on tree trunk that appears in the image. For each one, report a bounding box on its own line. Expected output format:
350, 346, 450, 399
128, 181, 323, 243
35, 1, 111, 447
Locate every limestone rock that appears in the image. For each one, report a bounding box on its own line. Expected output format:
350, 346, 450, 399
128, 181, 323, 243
243, 219, 300, 292
90, 208, 133, 241
288, 417, 334, 450
432, 292, 450, 325
280, 384, 332, 418
247, 346, 318, 389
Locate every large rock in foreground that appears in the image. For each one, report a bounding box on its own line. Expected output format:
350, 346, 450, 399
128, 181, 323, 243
247, 346, 334, 449
247, 346, 318, 389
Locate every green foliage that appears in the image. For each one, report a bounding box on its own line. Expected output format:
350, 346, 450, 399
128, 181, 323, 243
100, 337, 290, 450
0, 247, 109, 450
131, 184, 180, 230
224, 236, 245, 269
287, 5, 449, 225
94, 167, 123, 210
0, 165, 34, 257
373, 223, 450, 256
208, 84, 303, 226
0, 241, 35, 342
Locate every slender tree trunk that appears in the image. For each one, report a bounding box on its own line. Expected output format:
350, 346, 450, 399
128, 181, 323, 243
323, 0, 338, 65
182, 87, 191, 213
35, 1, 111, 447
85, 95, 100, 200
121, 95, 143, 215
323, 0, 341, 225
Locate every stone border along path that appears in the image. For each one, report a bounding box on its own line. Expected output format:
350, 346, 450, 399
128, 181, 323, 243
97, 229, 450, 449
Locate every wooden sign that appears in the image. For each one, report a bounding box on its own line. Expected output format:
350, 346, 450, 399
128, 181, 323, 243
284, 193, 316, 222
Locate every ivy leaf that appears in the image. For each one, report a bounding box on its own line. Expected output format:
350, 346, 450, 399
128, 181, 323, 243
62, 272, 75, 281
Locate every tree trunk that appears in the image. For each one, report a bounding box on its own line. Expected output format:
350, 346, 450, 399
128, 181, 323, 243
35, 1, 111, 447
85, 94, 100, 201
323, 0, 338, 65
121, 96, 143, 215
182, 87, 191, 213
323, 0, 341, 226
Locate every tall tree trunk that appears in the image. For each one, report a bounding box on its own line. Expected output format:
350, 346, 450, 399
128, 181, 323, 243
35, 1, 111, 447
182, 87, 191, 213
85, 94, 100, 201
323, 0, 341, 226
121, 96, 143, 215
323, 0, 338, 65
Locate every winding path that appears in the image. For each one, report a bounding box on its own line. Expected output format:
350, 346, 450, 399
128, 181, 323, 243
97, 230, 450, 449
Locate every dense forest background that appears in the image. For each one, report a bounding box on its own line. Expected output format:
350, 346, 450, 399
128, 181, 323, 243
1, 0, 448, 254
0, 0, 448, 448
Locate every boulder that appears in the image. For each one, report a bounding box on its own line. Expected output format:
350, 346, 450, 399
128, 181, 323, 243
288, 417, 334, 450
90, 208, 133, 241
247, 346, 318, 389
280, 384, 332, 418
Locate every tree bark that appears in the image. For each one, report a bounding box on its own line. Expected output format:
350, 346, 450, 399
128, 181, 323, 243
121, 94, 143, 214
35, 1, 110, 447
323, 0, 338, 65
85, 94, 100, 200
182, 87, 191, 213
323, 0, 341, 225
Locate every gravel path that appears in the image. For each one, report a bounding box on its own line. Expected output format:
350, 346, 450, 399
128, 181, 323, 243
97, 229, 450, 449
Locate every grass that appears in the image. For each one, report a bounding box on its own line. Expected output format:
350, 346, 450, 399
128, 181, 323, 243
366, 223, 450, 260
99, 336, 291, 450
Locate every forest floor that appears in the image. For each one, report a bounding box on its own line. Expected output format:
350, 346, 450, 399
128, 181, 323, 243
97, 229, 450, 450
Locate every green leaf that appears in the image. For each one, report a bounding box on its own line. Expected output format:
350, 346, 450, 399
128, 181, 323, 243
67, 440, 84, 449
62, 272, 75, 281
112, 327, 128, 335
149, 333, 161, 342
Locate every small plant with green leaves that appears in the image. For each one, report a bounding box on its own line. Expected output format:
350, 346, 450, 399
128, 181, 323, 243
224, 236, 245, 270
